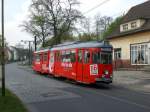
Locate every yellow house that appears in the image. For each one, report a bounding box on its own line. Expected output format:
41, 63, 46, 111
107, 1, 150, 68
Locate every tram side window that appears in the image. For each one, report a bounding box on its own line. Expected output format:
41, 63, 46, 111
43, 53, 48, 61
65, 52, 71, 62
35, 54, 40, 62
61, 50, 76, 63
84, 51, 90, 63
40, 54, 42, 61
55, 51, 61, 62
61, 51, 65, 62
60, 51, 65, 62
78, 50, 82, 62
61, 51, 67, 62
92, 52, 101, 64
50, 52, 54, 63
70, 50, 76, 62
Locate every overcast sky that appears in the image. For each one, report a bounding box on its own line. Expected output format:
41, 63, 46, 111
0, 0, 148, 46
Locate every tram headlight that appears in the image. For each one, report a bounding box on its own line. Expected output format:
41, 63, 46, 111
110, 75, 113, 78
104, 70, 109, 75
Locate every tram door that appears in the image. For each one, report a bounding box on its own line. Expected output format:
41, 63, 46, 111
83, 50, 91, 82
49, 52, 55, 74
77, 50, 83, 82
77, 49, 91, 83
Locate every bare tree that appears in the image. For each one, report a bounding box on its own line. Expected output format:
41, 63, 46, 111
21, 0, 51, 47
100, 16, 113, 31
94, 14, 101, 40
81, 17, 91, 34
94, 14, 113, 40
42, 0, 82, 44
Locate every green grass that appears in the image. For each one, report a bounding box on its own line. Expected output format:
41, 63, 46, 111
0, 88, 28, 112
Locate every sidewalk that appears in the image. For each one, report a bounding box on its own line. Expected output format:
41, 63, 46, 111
113, 70, 150, 93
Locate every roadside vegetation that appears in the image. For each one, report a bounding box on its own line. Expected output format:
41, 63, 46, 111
21, 0, 124, 48
0, 88, 27, 112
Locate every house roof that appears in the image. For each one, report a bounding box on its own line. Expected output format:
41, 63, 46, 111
107, 0, 150, 39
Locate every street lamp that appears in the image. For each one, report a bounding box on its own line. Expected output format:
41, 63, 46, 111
1, 0, 5, 96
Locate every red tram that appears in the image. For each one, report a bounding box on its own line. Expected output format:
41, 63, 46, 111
32, 49, 50, 74
32, 41, 113, 84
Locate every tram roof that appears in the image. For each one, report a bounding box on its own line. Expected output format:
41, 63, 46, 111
51, 41, 112, 51
34, 48, 50, 53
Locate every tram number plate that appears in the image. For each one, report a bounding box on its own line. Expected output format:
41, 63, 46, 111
90, 64, 98, 75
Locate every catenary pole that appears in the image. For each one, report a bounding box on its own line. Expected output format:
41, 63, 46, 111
1, 0, 5, 96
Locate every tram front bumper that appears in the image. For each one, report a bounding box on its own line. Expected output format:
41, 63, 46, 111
95, 76, 113, 84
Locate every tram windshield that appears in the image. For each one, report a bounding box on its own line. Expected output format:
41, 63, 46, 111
92, 51, 112, 64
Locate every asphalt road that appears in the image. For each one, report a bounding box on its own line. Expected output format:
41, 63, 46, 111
5, 63, 150, 112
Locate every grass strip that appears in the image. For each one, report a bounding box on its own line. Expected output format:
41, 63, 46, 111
0, 88, 27, 112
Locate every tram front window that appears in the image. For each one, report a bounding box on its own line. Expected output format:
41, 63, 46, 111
92, 52, 112, 64
101, 52, 112, 64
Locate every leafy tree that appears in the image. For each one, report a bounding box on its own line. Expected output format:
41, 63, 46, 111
77, 33, 97, 41
102, 16, 123, 39
45, 32, 75, 46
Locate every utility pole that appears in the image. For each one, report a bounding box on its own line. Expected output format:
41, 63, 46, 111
1, 0, 5, 96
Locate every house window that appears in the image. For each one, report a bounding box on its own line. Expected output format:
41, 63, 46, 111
131, 22, 137, 28
114, 48, 121, 60
123, 24, 128, 31
131, 44, 148, 65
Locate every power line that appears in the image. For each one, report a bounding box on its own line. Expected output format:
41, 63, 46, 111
83, 0, 110, 15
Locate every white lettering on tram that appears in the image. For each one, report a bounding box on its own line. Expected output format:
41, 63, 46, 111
61, 63, 73, 68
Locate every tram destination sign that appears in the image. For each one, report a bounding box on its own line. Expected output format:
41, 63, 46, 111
101, 48, 112, 52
